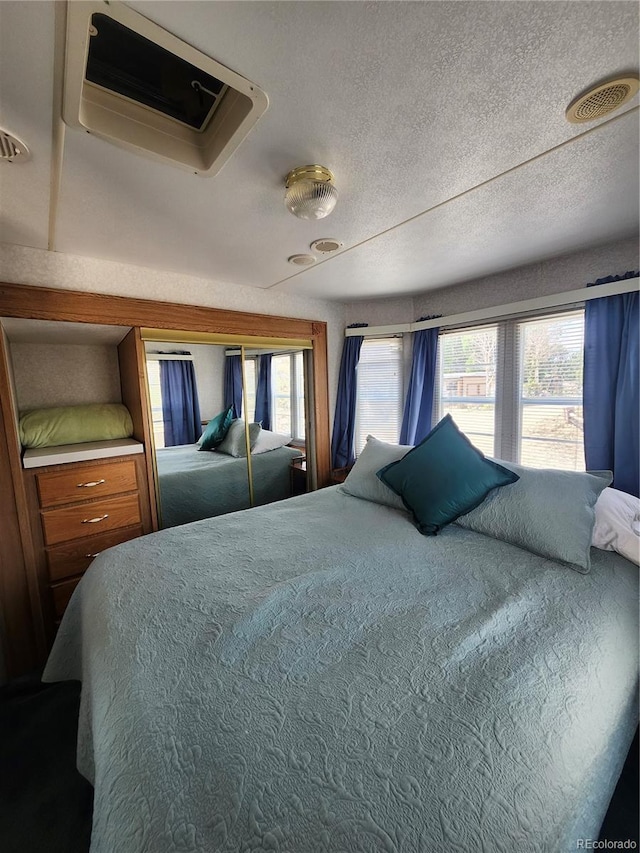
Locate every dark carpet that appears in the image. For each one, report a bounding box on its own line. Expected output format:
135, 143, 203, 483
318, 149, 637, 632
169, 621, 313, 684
0, 674, 637, 852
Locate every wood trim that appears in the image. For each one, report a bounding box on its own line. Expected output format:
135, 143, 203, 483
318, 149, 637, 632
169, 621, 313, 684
311, 322, 331, 487
118, 328, 158, 531
0, 282, 316, 338
0, 281, 332, 497
0, 326, 45, 673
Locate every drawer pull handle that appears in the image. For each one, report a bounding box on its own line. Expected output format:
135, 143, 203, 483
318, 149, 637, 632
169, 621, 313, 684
81, 514, 109, 524
86, 552, 101, 558
77, 479, 106, 488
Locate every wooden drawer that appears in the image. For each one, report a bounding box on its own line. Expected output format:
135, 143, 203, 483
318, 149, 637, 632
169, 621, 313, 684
51, 577, 81, 618
36, 459, 138, 509
46, 525, 144, 582
41, 493, 141, 547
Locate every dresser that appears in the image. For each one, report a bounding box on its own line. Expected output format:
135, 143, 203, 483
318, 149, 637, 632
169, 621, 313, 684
21, 445, 153, 642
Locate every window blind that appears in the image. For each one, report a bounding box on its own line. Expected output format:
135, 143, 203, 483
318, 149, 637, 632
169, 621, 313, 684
354, 338, 403, 454
146, 359, 165, 449
517, 310, 585, 470
435, 325, 498, 457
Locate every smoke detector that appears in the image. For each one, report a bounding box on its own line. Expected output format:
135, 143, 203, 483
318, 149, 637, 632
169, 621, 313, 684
566, 76, 639, 123
0, 130, 30, 163
63, 1, 268, 175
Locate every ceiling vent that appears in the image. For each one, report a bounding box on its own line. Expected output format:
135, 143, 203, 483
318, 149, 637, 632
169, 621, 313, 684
566, 76, 639, 123
0, 130, 30, 163
63, 1, 268, 175
288, 254, 317, 267
310, 238, 343, 255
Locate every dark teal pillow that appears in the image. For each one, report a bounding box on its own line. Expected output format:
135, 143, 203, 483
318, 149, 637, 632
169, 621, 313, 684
377, 415, 519, 535
198, 406, 234, 451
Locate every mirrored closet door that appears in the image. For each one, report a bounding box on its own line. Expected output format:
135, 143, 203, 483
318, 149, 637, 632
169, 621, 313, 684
142, 330, 314, 528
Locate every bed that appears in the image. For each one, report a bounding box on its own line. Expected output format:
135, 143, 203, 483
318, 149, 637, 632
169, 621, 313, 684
155, 443, 302, 527
43, 485, 638, 853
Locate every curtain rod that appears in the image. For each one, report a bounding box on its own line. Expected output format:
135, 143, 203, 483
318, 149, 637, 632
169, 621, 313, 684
345, 276, 640, 337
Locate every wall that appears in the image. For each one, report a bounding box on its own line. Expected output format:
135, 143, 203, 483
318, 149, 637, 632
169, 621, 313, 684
145, 342, 226, 422
0, 244, 346, 428
11, 342, 121, 411
344, 237, 640, 326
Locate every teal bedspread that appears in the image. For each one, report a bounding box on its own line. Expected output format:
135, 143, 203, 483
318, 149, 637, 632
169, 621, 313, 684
44, 488, 639, 853
156, 443, 301, 527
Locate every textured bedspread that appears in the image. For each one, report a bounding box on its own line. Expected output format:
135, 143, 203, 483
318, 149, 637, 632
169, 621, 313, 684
44, 488, 639, 853
156, 444, 301, 527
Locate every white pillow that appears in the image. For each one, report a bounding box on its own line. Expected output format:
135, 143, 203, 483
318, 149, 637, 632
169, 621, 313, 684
591, 487, 640, 566
252, 429, 292, 455
338, 435, 412, 512
216, 420, 261, 457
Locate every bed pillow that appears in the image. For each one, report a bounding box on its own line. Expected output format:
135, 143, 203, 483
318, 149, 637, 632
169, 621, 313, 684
252, 430, 292, 455
456, 461, 612, 573
198, 406, 234, 451
216, 419, 261, 457
591, 487, 640, 566
19, 403, 133, 448
338, 435, 412, 511
377, 415, 518, 535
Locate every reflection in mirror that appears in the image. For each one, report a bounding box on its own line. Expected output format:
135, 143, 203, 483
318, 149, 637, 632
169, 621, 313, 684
145, 341, 314, 528
145, 342, 250, 528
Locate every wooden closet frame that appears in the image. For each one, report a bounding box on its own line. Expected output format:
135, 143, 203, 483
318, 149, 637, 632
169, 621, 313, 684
0, 282, 332, 678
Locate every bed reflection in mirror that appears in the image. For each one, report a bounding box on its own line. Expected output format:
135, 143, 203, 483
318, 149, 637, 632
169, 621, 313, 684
144, 339, 310, 528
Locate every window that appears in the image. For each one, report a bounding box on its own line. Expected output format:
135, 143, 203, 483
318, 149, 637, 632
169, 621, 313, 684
518, 311, 584, 470
243, 357, 257, 422
436, 326, 497, 457
432, 308, 586, 471
146, 359, 165, 449
354, 338, 403, 454
271, 351, 306, 439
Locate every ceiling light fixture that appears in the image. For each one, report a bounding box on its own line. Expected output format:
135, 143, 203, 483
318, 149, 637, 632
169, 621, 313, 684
284, 165, 338, 220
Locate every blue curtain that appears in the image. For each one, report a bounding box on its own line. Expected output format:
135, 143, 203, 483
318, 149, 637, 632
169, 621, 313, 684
331, 324, 368, 469
254, 354, 272, 430
400, 320, 440, 445
159, 358, 202, 447
224, 355, 243, 418
584, 272, 639, 496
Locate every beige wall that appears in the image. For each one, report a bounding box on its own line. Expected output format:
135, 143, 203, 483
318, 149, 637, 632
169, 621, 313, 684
344, 237, 639, 326
11, 342, 121, 411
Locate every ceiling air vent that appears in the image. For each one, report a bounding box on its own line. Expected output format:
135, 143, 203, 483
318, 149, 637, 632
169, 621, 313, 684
63, 1, 268, 175
0, 130, 30, 163
566, 76, 639, 123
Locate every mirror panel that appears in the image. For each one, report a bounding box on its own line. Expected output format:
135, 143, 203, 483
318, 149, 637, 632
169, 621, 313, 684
145, 342, 250, 528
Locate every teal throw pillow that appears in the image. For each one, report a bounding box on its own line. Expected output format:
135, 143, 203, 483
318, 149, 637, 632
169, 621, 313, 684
198, 406, 234, 451
377, 414, 519, 535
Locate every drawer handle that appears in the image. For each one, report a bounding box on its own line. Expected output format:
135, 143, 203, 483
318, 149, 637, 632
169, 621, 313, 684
85, 552, 101, 558
77, 479, 106, 488
81, 514, 109, 524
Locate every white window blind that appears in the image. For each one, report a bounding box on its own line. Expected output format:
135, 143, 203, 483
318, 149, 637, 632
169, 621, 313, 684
430, 308, 586, 471
435, 325, 498, 457
517, 310, 585, 470
354, 337, 403, 454
243, 357, 257, 422
271, 352, 306, 439
146, 359, 165, 449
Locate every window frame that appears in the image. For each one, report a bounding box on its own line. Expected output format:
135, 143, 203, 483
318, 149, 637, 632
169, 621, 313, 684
433, 306, 586, 470
354, 335, 404, 456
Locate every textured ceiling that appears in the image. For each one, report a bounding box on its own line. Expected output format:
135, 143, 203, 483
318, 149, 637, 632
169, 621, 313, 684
0, 1, 638, 301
